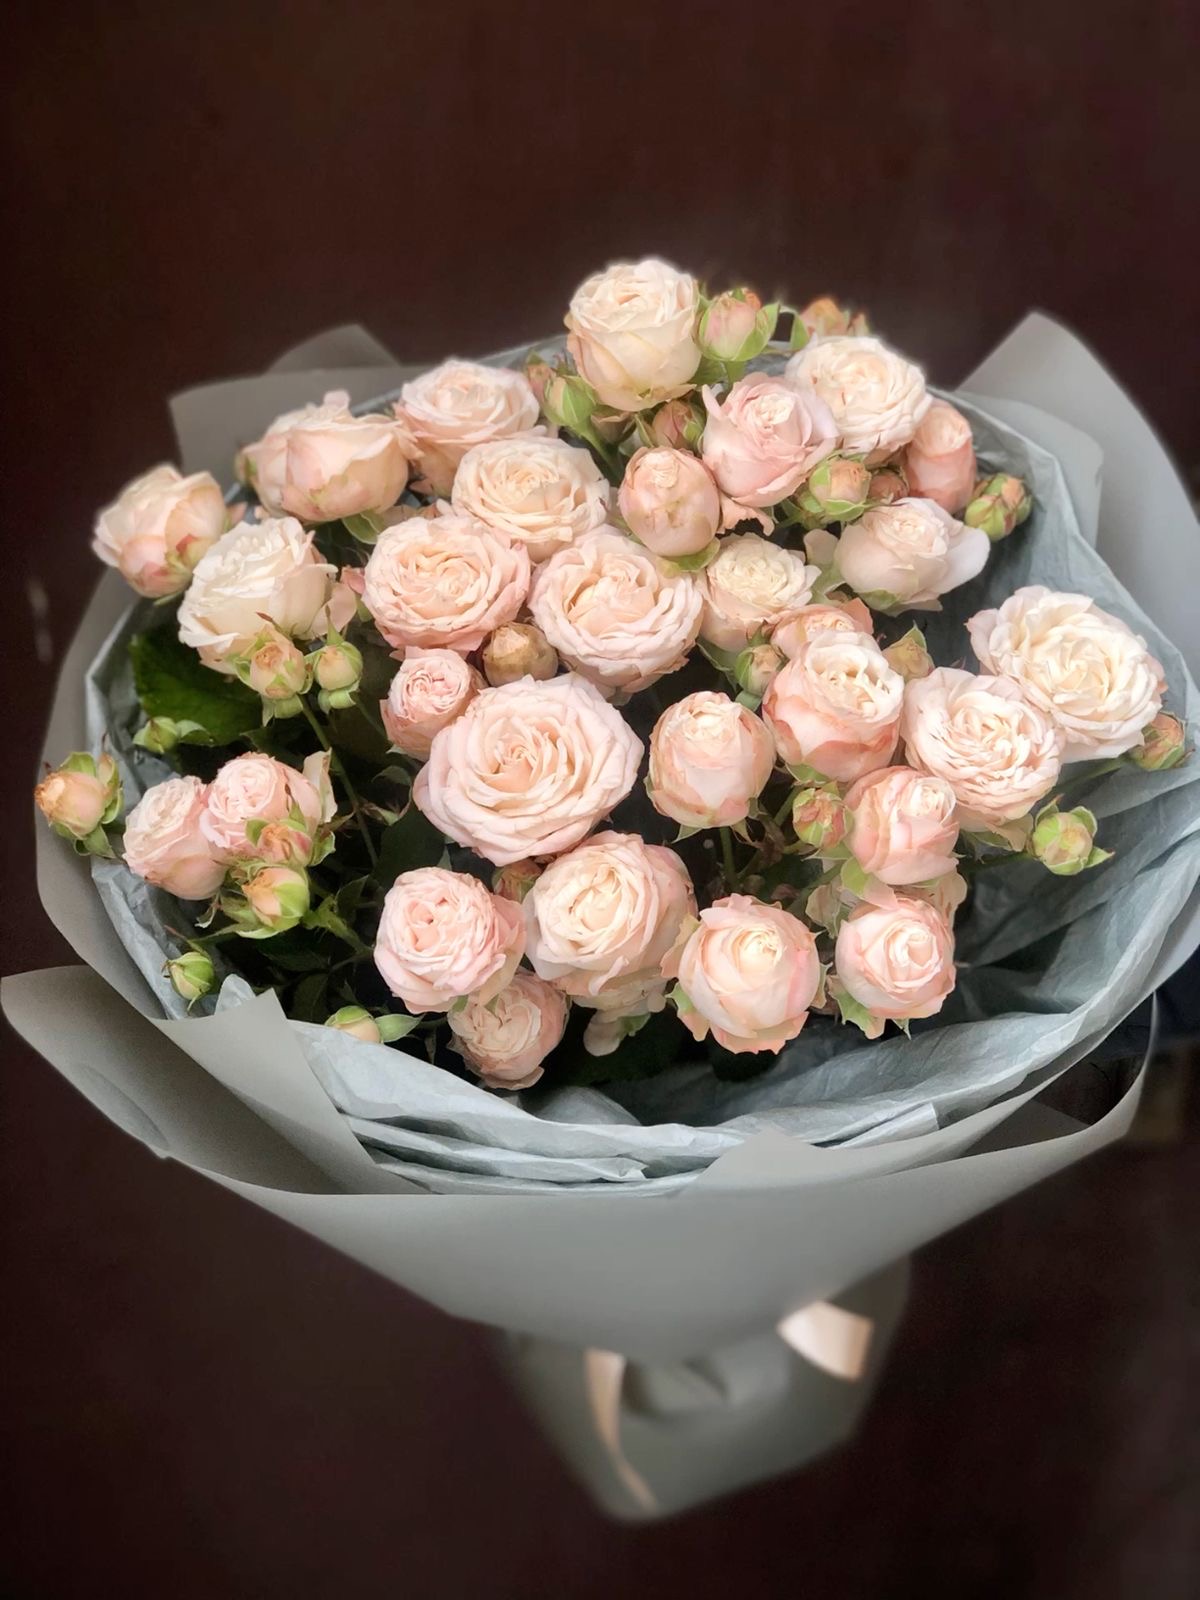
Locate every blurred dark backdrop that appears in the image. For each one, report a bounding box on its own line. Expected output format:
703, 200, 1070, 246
3, 3, 1198, 1596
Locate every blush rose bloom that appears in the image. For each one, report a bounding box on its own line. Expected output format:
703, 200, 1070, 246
413, 673, 643, 866
900, 667, 1065, 828
835, 896, 956, 1023
700, 376, 837, 513
450, 435, 610, 563
178, 518, 354, 670
565, 258, 701, 412
200, 752, 332, 862
123, 776, 226, 900
665, 895, 822, 1055
902, 399, 977, 513
844, 766, 960, 885
94, 465, 228, 599
373, 866, 525, 1012
448, 970, 568, 1091
648, 691, 776, 828
967, 586, 1164, 761
834, 498, 990, 609
528, 528, 702, 695
771, 598, 874, 658
786, 335, 931, 460
700, 534, 820, 652
362, 511, 530, 654
762, 631, 904, 782
397, 361, 541, 495
239, 391, 412, 523
524, 832, 694, 1014
382, 649, 483, 758
618, 447, 722, 560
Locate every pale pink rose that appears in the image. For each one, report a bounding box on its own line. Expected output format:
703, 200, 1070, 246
844, 766, 959, 885
240, 391, 412, 523
200, 752, 330, 862
524, 833, 694, 1014
900, 667, 1065, 828
648, 691, 775, 828
762, 631, 904, 782
374, 866, 526, 1012
448, 970, 568, 1090
35, 765, 111, 838
834, 896, 956, 1022
382, 650, 483, 759
618, 447, 721, 560
177, 517, 354, 671
902, 400, 977, 513
565, 258, 701, 412
397, 361, 541, 496
834, 498, 990, 609
450, 435, 610, 563
665, 895, 821, 1055
413, 674, 642, 866
528, 528, 702, 695
787, 335, 930, 460
967, 586, 1164, 761
123, 776, 226, 900
94, 465, 228, 598
700, 377, 837, 513
700, 534, 820, 652
362, 511, 530, 654
771, 599, 874, 658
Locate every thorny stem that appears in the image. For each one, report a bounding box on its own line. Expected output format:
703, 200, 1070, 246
298, 698, 379, 866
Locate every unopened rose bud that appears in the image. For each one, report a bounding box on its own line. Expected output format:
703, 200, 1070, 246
867, 464, 908, 505
243, 865, 310, 932
166, 949, 214, 1005
493, 859, 543, 902
325, 1004, 383, 1043
735, 642, 784, 697
794, 454, 872, 526
590, 408, 630, 446
482, 622, 559, 687
243, 629, 309, 701
543, 369, 599, 434
618, 447, 721, 560
964, 472, 1032, 541
794, 296, 869, 343
792, 785, 849, 851
254, 819, 315, 867
698, 290, 778, 365
648, 396, 706, 452
133, 717, 182, 754
35, 752, 122, 843
1029, 804, 1111, 876
524, 351, 553, 406
313, 638, 362, 694
883, 626, 934, 682
1129, 712, 1187, 771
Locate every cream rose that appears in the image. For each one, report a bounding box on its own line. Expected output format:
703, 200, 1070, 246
94, 465, 228, 598
397, 361, 541, 496
900, 667, 1065, 828
648, 691, 776, 828
123, 776, 226, 900
373, 866, 525, 1012
362, 511, 530, 654
381, 649, 483, 758
565, 257, 701, 412
834, 897, 956, 1023
239, 391, 412, 524
200, 752, 332, 863
448, 970, 568, 1091
665, 895, 821, 1055
618, 447, 722, 560
177, 518, 353, 670
528, 528, 702, 695
770, 598, 874, 658
844, 766, 959, 885
902, 399, 977, 513
449, 435, 610, 563
413, 674, 643, 866
762, 631, 903, 782
700, 376, 837, 512
700, 534, 820, 652
967, 586, 1164, 761
786, 335, 931, 459
834, 498, 990, 609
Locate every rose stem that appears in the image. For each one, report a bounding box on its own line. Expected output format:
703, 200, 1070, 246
297, 698, 379, 866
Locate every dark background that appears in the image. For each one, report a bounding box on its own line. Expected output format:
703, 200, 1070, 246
3, 2, 1199, 1595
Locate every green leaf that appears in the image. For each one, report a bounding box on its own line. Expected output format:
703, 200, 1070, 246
377, 803, 447, 884
342, 512, 391, 545
130, 627, 261, 747
290, 972, 329, 1023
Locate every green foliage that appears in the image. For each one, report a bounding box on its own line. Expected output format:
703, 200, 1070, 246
130, 626, 261, 747
376, 804, 447, 885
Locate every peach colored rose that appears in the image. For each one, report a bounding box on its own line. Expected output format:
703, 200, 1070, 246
362, 511, 530, 654
618, 447, 721, 560
834, 896, 956, 1022
414, 673, 642, 866
700, 534, 820, 652
648, 691, 775, 829
123, 776, 226, 900
239, 391, 412, 523
665, 895, 821, 1055
900, 667, 1064, 828
35, 754, 119, 840
528, 528, 702, 695
844, 766, 959, 885
967, 586, 1164, 762
450, 435, 610, 562
382, 650, 483, 759
448, 970, 568, 1090
565, 258, 701, 412
397, 361, 541, 495
200, 752, 331, 862
770, 598, 874, 658
834, 498, 990, 609
762, 631, 903, 782
786, 335, 931, 460
374, 866, 525, 1013
902, 399, 977, 513
701, 376, 837, 514
94, 465, 228, 598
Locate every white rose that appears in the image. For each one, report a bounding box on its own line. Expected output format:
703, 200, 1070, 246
450, 435, 610, 562
93, 465, 228, 599
786, 335, 931, 459
565, 258, 701, 412
397, 361, 541, 495
699, 533, 820, 652
834, 497, 990, 609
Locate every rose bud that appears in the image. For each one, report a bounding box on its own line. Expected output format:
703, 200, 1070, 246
619, 447, 722, 561
867, 464, 909, 505
35, 752, 122, 845
792, 455, 872, 527
791, 785, 849, 851
903, 399, 977, 513
1029, 804, 1112, 876
241, 627, 310, 704
524, 351, 553, 406
311, 632, 364, 711
482, 622, 559, 687
166, 949, 215, 1006
734, 642, 785, 698
493, 859, 543, 903
794, 296, 869, 343
698, 289, 778, 365
132, 716, 202, 754
882, 625, 934, 682
648, 396, 707, 452
242, 865, 310, 933
964, 472, 1033, 541
1130, 711, 1187, 771
324, 1005, 383, 1043
543, 369, 600, 434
